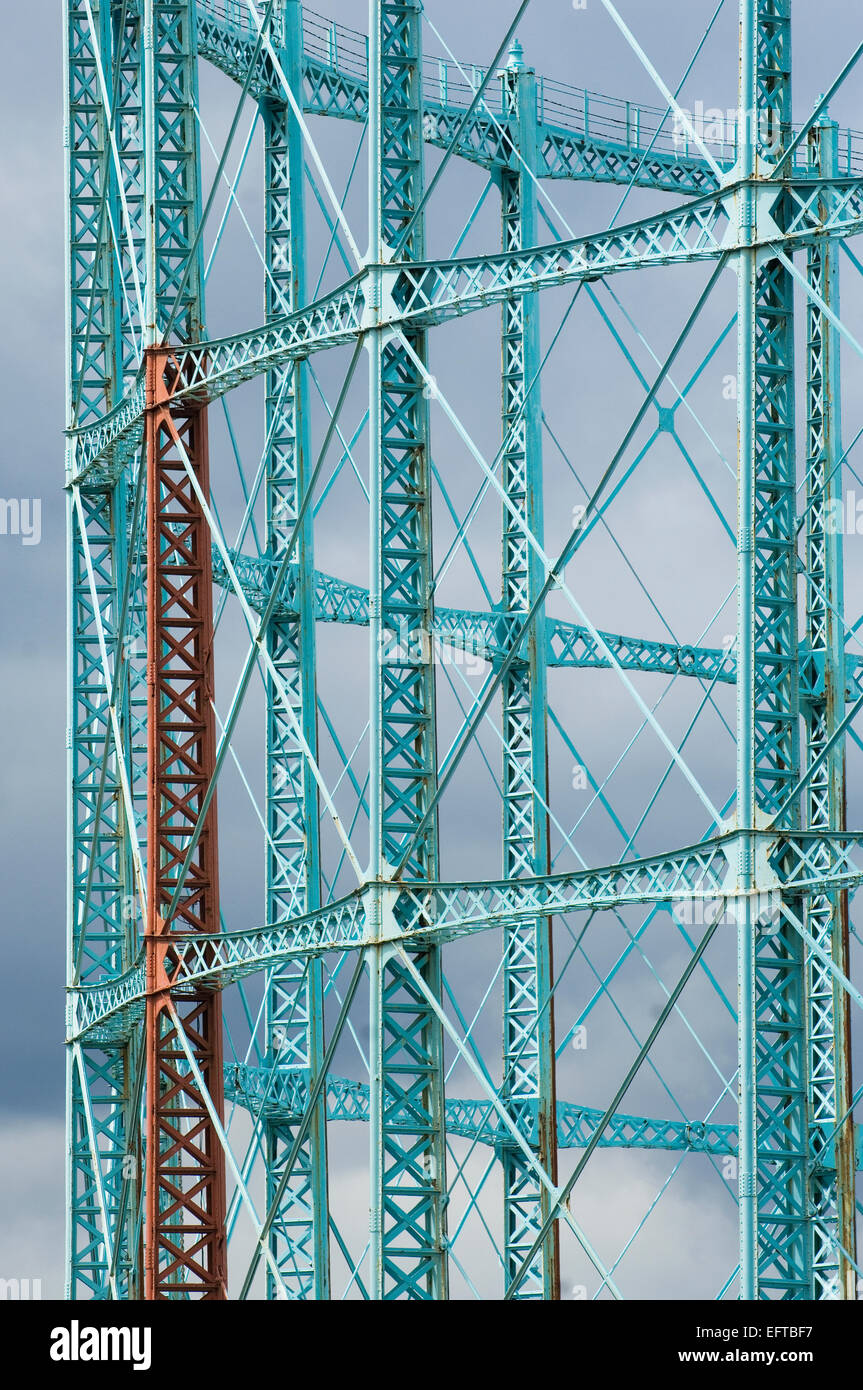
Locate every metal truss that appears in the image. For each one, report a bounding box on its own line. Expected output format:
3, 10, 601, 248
802, 115, 857, 1300
225, 1066, 738, 1157
260, 2, 330, 1300
64, 0, 863, 1300
497, 52, 558, 1299
365, 0, 449, 1301
68, 168, 863, 486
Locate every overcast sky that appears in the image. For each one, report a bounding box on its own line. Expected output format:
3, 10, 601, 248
2, 0, 863, 1300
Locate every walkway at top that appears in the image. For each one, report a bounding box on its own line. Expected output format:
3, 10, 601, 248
194, 0, 863, 194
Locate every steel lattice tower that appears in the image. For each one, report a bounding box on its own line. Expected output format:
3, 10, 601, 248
64, 0, 863, 1299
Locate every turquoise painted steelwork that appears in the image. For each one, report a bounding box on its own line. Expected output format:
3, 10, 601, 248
65, 0, 141, 1298
71, 829, 863, 1032
67, 168, 863, 486
65, 0, 863, 1300
803, 115, 857, 1298
262, 0, 330, 1302
367, 0, 448, 1301
737, 0, 814, 1298
225, 1067, 739, 1157
498, 48, 558, 1300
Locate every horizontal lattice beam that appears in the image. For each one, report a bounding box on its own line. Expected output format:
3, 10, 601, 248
225, 1066, 738, 1155
71, 828, 863, 1039
212, 550, 739, 683
70, 173, 863, 484
216, 551, 863, 696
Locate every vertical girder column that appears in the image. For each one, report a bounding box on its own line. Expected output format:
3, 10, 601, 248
143, 0, 204, 341
112, 3, 150, 854
498, 48, 559, 1301
68, 486, 140, 1299
368, 0, 449, 1300
113, 1, 146, 389
144, 355, 226, 1299
751, 0, 809, 1298
803, 116, 856, 1299
737, 0, 810, 1298
65, 0, 141, 1299
142, 0, 226, 1300
262, 0, 330, 1301
66, 0, 116, 429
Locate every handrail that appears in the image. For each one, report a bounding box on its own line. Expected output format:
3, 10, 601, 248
198, 0, 863, 173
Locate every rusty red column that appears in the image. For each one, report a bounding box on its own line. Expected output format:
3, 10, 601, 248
144, 346, 227, 1299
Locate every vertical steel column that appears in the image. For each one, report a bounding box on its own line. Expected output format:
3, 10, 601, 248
143, 357, 226, 1299
112, 3, 150, 858
498, 45, 559, 1301
142, 0, 226, 1299
114, 1, 146, 390
737, 0, 810, 1298
143, 0, 204, 343
803, 115, 857, 1299
368, 0, 449, 1300
65, 0, 140, 1299
735, 0, 759, 1301
262, 0, 330, 1301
